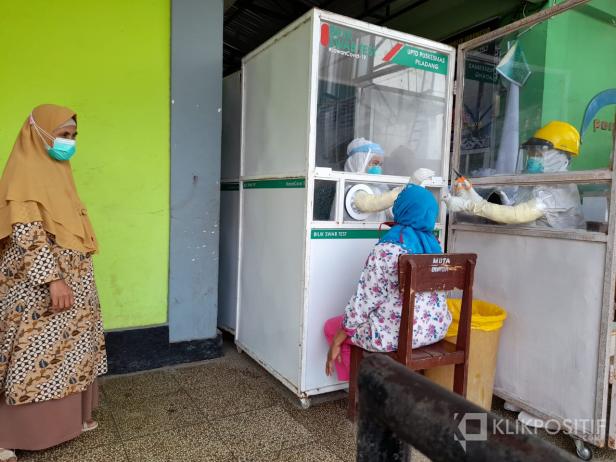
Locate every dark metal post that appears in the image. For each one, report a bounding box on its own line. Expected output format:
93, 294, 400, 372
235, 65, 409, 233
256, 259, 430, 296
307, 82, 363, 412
356, 355, 578, 462
357, 409, 410, 462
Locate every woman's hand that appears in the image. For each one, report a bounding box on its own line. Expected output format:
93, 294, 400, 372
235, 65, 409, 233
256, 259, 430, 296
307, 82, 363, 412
326, 343, 342, 377
49, 279, 74, 312
325, 328, 348, 377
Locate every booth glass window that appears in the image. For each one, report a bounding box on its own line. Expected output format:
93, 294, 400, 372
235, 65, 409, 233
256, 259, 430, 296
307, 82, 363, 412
458, 1, 616, 178
313, 179, 338, 221
316, 21, 450, 177
341, 181, 398, 223
452, 183, 610, 233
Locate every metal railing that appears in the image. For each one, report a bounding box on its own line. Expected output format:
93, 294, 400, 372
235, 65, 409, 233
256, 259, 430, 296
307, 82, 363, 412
356, 355, 578, 462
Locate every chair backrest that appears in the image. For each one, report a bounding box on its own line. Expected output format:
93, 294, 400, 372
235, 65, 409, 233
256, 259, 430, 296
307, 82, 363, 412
396, 253, 477, 365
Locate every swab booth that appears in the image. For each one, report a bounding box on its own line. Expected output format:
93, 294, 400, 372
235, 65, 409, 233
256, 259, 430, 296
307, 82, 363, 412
235, 9, 454, 404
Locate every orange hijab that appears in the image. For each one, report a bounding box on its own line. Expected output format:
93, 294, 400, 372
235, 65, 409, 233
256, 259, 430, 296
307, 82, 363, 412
0, 104, 97, 253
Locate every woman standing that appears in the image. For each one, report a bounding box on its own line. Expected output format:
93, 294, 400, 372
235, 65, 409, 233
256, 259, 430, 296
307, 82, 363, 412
0, 105, 106, 461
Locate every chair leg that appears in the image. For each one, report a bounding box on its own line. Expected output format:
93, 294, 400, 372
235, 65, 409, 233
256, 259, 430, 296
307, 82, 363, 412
347, 347, 362, 422
453, 362, 469, 398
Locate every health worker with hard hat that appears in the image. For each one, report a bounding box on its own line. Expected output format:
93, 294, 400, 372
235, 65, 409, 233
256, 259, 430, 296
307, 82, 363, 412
444, 121, 585, 229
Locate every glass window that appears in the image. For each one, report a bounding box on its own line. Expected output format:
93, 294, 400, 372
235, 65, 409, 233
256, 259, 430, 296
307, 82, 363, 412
458, 0, 616, 177
313, 179, 337, 221
316, 21, 451, 178
342, 181, 397, 223
452, 183, 609, 233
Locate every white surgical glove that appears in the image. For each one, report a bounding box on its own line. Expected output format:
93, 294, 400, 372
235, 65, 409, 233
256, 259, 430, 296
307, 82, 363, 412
442, 194, 472, 213
444, 179, 545, 225
453, 179, 484, 205
411, 168, 436, 186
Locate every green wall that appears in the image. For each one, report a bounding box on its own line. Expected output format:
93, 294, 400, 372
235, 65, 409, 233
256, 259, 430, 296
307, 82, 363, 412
0, 1, 170, 330
541, 0, 616, 171
493, 0, 615, 172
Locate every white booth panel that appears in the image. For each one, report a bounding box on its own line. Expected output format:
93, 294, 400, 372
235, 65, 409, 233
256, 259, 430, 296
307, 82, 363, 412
242, 19, 313, 178
237, 186, 307, 389
217, 187, 240, 332
304, 234, 378, 392
221, 72, 242, 181
452, 231, 606, 423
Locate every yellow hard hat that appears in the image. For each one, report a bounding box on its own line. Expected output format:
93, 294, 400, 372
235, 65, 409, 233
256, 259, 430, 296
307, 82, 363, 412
523, 121, 580, 156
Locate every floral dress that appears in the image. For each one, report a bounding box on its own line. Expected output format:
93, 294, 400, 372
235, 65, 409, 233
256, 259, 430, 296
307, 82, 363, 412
343, 242, 451, 352
0, 222, 107, 405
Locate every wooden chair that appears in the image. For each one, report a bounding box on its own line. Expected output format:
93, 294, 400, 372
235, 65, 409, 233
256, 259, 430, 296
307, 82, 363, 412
347, 253, 477, 421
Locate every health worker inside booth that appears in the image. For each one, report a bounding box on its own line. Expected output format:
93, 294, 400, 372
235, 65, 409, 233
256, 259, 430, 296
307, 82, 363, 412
329, 137, 392, 223
444, 121, 585, 230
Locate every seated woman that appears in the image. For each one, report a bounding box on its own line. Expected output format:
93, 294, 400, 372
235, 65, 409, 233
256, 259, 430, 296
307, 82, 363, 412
324, 184, 451, 380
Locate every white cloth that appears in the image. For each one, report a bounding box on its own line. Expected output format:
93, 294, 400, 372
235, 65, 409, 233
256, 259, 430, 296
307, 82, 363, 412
515, 185, 584, 229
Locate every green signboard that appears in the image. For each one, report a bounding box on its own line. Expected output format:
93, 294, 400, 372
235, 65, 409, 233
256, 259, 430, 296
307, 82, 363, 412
465, 61, 497, 84
389, 45, 448, 75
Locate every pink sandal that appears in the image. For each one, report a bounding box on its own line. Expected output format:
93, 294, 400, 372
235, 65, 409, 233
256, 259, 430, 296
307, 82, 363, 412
82, 421, 98, 432
0, 449, 17, 462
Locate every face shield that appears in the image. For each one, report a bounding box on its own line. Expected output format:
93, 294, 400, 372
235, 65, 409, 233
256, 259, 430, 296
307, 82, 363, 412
520, 143, 550, 174
519, 141, 571, 174
365, 155, 384, 174
345, 138, 385, 174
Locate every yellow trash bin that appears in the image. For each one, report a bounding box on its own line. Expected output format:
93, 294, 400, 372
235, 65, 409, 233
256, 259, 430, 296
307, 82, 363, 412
424, 299, 507, 410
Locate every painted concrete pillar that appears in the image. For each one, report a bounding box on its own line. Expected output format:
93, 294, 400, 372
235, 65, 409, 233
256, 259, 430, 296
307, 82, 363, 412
169, 0, 223, 342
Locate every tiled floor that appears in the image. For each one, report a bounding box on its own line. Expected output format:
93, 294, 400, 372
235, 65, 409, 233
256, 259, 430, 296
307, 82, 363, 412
13, 342, 615, 461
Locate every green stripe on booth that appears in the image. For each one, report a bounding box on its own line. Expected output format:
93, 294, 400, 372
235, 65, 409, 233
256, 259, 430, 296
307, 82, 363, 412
243, 178, 305, 189
311, 229, 442, 240
311, 229, 381, 239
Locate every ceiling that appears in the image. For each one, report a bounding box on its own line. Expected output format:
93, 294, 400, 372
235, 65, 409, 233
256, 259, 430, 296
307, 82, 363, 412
223, 0, 544, 75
